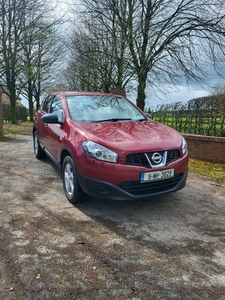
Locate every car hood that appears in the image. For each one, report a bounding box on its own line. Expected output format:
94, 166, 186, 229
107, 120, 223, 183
75, 120, 182, 154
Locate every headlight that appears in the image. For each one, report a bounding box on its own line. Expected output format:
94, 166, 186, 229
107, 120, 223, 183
182, 136, 187, 155
83, 141, 118, 163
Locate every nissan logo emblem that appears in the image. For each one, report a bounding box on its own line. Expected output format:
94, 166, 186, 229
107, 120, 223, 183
151, 152, 162, 164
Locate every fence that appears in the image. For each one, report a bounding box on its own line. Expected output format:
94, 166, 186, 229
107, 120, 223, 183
150, 94, 225, 137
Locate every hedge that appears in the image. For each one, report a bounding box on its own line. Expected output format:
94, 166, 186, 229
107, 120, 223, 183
1, 103, 27, 123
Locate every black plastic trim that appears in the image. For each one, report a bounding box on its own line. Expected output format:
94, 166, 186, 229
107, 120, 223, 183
78, 170, 188, 200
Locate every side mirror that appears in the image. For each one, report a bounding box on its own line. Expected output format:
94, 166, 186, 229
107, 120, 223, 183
41, 113, 62, 124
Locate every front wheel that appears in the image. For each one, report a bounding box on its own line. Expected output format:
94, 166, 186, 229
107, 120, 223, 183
62, 156, 86, 204
33, 130, 46, 159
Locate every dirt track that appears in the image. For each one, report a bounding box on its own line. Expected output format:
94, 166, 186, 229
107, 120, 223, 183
0, 135, 225, 299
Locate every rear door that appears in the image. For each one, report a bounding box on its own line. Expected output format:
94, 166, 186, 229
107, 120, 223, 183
43, 96, 67, 162
35, 95, 53, 146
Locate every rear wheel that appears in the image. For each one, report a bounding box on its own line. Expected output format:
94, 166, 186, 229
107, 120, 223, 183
33, 130, 46, 159
62, 156, 86, 204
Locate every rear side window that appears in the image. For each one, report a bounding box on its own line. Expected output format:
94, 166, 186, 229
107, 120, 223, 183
42, 96, 52, 113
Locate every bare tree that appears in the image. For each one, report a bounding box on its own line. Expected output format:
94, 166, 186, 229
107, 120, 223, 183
0, 0, 63, 123
209, 82, 225, 95
18, 2, 64, 119
67, 2, 134, 93
20, 18, 64, 120
74, 0, 225, 110
0, 0, 28, 123
68, 32, 106, 91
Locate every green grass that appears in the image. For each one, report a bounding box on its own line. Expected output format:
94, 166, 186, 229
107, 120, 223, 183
0, 121, 33, 140
188, 158, 225, 183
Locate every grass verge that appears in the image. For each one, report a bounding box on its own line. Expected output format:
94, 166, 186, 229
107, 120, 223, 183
0, 121, 33, 140
189, 158, 225, 183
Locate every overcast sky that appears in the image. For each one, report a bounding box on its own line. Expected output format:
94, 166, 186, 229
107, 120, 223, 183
126, 84, 213, 109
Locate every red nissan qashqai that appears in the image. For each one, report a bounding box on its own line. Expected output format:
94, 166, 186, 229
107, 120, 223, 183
33, 92, 188, 204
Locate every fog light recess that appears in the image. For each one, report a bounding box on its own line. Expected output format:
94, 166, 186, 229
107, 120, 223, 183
96, 186, 110, 195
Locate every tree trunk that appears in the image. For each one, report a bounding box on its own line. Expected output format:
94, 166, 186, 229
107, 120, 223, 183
28, 81, 34, 122
36, 76, 41, 109
10, 96, 17, 124
136, 73, 147, 111
7, 83, 17, 124
10, 102, 17, 124
35, 94, 40, 112
0, 88, 3, 136
29, 102, 34, 122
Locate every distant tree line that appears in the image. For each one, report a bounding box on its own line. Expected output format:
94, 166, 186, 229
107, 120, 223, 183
150, 94, 225, 137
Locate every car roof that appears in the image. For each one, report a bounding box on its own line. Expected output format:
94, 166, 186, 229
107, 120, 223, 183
50, 91, 125, 98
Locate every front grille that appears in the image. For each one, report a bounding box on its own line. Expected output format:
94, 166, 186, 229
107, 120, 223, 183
118, 174, 183, 196
166, 150, 181, 164
126, 150, 180, 168
126, 153, 149, 167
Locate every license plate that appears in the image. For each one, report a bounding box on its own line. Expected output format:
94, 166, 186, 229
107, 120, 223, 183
140, 169, 174, 183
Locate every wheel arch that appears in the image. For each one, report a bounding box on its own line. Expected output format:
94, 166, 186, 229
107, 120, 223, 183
60, 147, 75, 172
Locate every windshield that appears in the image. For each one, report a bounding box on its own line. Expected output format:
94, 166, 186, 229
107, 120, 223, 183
66, 95, 146, 122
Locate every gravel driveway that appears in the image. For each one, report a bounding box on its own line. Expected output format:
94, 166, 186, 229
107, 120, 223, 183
0, 135, 225, 300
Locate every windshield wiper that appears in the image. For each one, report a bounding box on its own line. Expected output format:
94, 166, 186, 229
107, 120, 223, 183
93, 118, 132, 123
136, 118, 146, 122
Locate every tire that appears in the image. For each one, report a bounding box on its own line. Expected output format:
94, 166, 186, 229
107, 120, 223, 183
62, 156, 86, 204
33, 130, 46, 159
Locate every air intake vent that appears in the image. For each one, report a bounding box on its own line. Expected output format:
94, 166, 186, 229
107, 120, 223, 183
126, 150, 180, 168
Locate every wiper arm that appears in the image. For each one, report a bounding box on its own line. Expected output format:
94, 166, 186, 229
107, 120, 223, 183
93, 118, 132, 123
136, 118, 146, 122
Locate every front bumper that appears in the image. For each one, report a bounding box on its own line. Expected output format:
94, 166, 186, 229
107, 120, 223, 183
78, 170, 188, 200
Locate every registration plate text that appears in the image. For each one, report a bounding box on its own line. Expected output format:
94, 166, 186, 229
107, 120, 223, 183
140, 169, 174, 183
